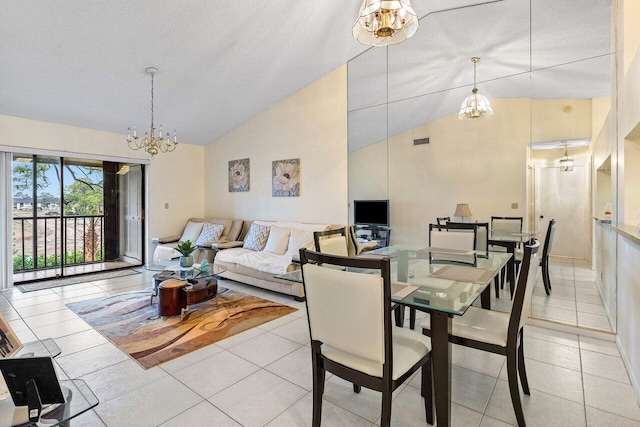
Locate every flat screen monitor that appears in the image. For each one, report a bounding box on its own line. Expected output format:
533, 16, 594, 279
0, 357, 65, 406
354, 200, 389, 226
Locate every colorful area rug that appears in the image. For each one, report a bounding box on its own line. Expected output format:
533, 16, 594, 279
66, 288, 297, 369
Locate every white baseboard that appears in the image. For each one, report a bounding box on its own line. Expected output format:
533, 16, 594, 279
616, 335, 640, 406
526, 317, 616, 341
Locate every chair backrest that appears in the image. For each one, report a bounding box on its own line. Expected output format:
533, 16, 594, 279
314, 228, 348, 256
491, 216, 523, 234
429, 223, 477, 265
542, 219, 556, 259
447, 221, 488, 253
508, 240, 541, 338
437, 217, 450, 226
300, 249, 392, 369
429, 223, 477, 250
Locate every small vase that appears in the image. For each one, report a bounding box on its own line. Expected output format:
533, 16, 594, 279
179, 255, 194, 268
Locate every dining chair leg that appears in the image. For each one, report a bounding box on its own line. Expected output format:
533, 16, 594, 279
381, 386, 392, 427
409, 308, 416, 330
394, 305, 404, 327
494, 276, 500, 297
353, 384, 361, 393
423, 360, 434, 425
507, 347, 526, 427
312, 362, 325, 427
517, 329, 530, 395
542, 259, 551, 295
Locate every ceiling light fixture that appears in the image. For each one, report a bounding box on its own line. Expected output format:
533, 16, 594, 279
560, 145, 574, 171
352, 0, 419, 47
125, 67, 178, 157
458, 57, 494, 120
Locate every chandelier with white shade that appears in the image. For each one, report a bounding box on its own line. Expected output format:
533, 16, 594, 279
352, 0, 419, 47
458, 57, 494, 120
126, 67, 178, 157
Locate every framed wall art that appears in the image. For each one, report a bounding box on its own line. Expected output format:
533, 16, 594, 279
0, 314, 22, 358
272, 158, 300, 197
228, 158, 250, 192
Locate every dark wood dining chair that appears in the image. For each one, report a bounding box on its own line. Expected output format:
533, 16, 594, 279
421, 240, 540, 427
299, 249, 434, 427
540, 219, 556, 295
490, 216, 524, 293
313, 228, 348, 256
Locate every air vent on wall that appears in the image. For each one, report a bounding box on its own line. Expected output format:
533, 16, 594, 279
413, 137, 430, 146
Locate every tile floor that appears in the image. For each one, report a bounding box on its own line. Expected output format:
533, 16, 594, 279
0, 262, 638, 426
490, 257, 613, 333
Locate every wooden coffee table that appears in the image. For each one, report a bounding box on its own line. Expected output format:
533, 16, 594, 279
153, 265, 227, 320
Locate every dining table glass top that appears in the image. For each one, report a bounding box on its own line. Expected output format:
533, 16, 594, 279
488, 230, 537, 243
276, 245, 512, 316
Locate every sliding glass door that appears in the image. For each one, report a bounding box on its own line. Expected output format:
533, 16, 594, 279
11, 153, 145, 283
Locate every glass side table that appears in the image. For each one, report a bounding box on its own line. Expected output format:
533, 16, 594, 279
13, 339, 61, 359
0, 379, 99, 427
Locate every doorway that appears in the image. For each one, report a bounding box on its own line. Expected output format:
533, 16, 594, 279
11, 154, 146, 284
535, 163, 591, 260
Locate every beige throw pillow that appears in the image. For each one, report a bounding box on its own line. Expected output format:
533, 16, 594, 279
286, 229, 315, 260
180, 221, 204, 244
264, 226, 292, 255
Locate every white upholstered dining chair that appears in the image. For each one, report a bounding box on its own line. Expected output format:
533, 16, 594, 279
299, 249, 433, 427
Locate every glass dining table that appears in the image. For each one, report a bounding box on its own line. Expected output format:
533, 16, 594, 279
276, 245, 512, 427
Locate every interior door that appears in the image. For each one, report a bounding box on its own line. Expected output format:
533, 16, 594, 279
535, 164, 591, 260
121, 164, 143, 262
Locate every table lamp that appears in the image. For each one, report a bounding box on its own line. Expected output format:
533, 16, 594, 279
454, 203, 472, 223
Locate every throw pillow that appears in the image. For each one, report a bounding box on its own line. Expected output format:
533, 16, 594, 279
286, 229, 315, 260
180, 221, 204, 244
228, 219, 244, 241
243, 223, 271, 251
264, 226, 292, 255
196, 223, 225, 246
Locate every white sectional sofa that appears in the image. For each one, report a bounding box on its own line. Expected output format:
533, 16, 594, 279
214, 220, 348, 300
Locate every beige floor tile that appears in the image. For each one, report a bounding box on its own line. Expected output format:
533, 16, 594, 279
56, 342, 130, 378
523, 336, 581, 371
226, 331, 301, 367
80, 359, 168, 404
160, 401, 242, 426
22, 308, 79, 329
159, 343, 224, 374
579, 336, 620, 357
524, 325, 579, 348
266, 393, 372, 427
531, 304, 577, 324
172, 349, 260, 398
498, 358, 583, 404
576, 302, 606, 315
583, 373, 640, 421
208, 369, 307, 427
53, 328, 108, 356
31, 317, 92, 339
480, 415, 515, 426
95, 376, 202, 426
577, 312, 612, 331
585, 406, 640, 427
266, 345, 315, 391
581, 350, 631, 384
485, 379, 586, 426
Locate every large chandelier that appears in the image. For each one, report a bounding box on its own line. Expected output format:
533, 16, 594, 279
559, 145, 574, 171
126, 67, 178, 157
352, 0, 419, 47
458, 57, 494, 120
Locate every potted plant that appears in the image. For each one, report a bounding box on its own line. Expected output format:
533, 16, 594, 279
176, 240, 196, 268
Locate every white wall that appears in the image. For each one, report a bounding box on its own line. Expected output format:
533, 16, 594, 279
0, 115, 205, 264
203, 66, 348, 225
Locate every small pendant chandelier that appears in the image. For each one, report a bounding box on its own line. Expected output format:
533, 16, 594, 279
560, 145, 574, 171
352, 0, 419, 47
126, 67, 178, 157
458, 57, 494, 120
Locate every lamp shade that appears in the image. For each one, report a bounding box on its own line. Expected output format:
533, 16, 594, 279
458, 92, 494, 120
454, 203, 472, 217
352, 0, 419, 47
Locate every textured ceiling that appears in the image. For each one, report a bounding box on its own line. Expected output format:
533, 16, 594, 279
0, 0, 612, 148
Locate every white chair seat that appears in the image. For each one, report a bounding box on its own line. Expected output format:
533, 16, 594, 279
322, 327, 431, 380
420, 306, 509, 347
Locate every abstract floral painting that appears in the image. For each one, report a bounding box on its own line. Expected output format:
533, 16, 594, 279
228, 158, 250, 192
272, 158, 300, 197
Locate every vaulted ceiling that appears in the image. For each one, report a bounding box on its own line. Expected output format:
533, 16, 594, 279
0, 1, 612, 147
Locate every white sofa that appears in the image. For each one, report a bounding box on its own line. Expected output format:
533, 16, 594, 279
214, 221, 351, 300
152, 217, 247, 264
